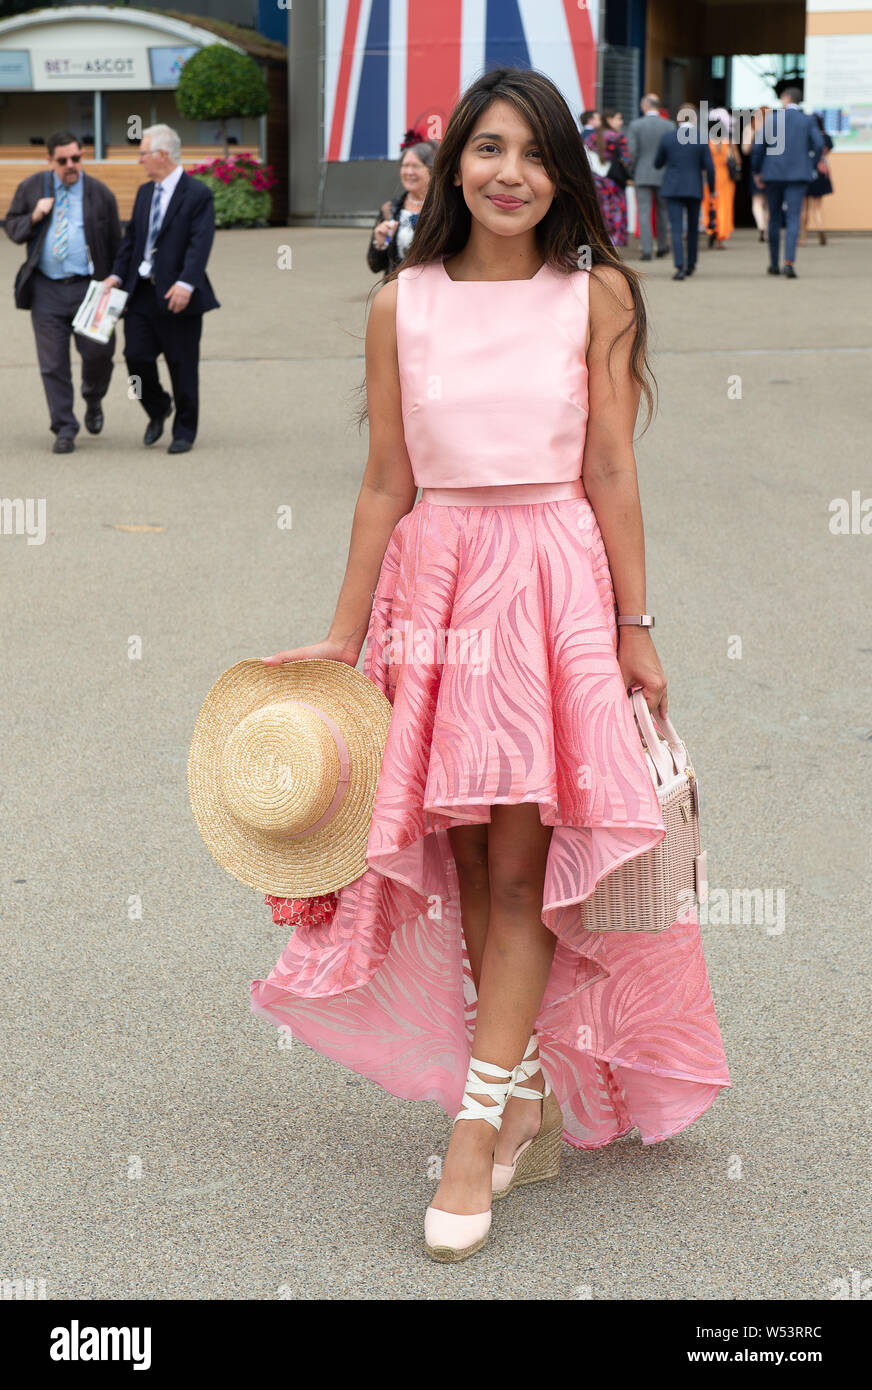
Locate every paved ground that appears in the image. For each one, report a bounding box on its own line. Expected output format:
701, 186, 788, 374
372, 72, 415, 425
1, 225, 870, 1301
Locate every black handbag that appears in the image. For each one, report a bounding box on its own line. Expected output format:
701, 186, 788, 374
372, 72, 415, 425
14, 171, 52, 310
726, 153, 741, 183
607, 157, 628, 188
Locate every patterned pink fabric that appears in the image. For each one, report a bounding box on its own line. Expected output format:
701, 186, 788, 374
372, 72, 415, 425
250, 493, 731, 1149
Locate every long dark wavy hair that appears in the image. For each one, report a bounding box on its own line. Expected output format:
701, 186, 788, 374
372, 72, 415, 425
355, 66, 656, 432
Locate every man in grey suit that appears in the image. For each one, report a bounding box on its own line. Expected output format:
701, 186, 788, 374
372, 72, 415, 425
627, 94, 674, 261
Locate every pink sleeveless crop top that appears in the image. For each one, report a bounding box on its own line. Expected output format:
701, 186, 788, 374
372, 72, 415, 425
395, 257, 590, 488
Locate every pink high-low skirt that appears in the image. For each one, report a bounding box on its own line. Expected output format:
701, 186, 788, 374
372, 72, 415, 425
250, 480, 731, 1149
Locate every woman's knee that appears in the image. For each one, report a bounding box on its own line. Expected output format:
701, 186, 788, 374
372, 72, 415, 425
487, 806, 551, 912
488, 862, 547, 915
448, 824, 489, 885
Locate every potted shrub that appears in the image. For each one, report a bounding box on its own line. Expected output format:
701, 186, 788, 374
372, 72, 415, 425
176, 44, 269, 156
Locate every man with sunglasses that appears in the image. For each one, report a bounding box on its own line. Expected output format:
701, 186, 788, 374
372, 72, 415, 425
5, 130, 121, 453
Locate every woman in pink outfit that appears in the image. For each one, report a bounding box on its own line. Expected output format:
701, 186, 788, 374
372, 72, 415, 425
256, 67, 730, 1261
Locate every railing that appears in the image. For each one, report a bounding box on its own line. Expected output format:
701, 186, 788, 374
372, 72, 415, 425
0, 146, 261, 220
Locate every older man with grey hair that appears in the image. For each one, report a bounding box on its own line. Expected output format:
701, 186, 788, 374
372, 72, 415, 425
105, 124, 219, 453
627, 95, 674, 261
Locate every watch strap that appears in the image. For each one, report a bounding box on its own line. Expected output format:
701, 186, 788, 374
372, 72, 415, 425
617, 614, 655, 628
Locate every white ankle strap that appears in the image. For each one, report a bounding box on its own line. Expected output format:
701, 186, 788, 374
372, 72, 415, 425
454, 1056, 517, 1132
511, 1033, 552, 1101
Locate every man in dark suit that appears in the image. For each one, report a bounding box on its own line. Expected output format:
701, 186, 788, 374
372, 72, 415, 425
750, 87, 825, 278
653, 109, 716, 281
4, 131, 122, 453
104, 124, 219, 453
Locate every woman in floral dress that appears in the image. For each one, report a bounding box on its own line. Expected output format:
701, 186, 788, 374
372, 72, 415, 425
583, 110, 631, 247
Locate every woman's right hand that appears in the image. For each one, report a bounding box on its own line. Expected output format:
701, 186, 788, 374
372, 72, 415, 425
373, 218, 398, 248
260, 638, 359, 668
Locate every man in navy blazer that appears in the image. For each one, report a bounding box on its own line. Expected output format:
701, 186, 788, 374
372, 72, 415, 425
653, 110, 715, 280
104, 124, 219, 452
750, 87, 824, 278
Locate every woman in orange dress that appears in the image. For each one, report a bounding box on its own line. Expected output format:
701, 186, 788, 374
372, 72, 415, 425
701, 113, 741, 250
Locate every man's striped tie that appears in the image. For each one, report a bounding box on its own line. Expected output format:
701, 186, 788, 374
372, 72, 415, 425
146, 185, 162, 261
52, 184, 69, 261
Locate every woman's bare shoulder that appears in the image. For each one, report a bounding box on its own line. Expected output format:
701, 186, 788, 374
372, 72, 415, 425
367, 278, 399, 346
369, 277, 399, 319
589, 263, 635, 315
372, 277, 399, 308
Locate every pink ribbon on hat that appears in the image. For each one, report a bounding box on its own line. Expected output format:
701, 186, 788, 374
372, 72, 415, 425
283, 701, 351, 838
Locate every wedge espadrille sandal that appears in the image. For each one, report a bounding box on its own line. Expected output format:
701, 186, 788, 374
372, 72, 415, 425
491, 1034, 564, 1201
424, 1056, 518, 1263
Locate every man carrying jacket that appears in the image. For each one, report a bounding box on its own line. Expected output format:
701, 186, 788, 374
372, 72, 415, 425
4, 131, 121, 453
103, 124, 219, 454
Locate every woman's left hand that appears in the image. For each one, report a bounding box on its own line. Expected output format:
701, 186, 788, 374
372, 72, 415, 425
617, 628, 668, 718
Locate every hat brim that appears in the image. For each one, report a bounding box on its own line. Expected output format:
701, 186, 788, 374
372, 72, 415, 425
187, 659, 392, 896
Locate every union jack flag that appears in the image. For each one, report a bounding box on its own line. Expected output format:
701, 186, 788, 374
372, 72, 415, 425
325, 0, 599, 161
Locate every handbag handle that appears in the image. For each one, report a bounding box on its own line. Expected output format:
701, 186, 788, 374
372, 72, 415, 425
646, 698, 686, 760
629, 686, 687, 786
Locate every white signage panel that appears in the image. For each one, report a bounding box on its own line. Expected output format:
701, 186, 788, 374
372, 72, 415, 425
27, 44, 151, 90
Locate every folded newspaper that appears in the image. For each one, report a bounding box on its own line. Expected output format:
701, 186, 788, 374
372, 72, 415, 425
72, 280, 128, 343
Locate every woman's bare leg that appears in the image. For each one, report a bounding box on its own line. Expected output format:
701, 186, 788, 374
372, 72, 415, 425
808, 197, 823, 234
431, 804, 556, 1216
447, 822, 489, 989
485, 806, 558, 1166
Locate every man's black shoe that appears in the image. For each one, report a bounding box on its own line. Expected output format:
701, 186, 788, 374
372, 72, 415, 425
672, 269, 685, 280
784, 263, 797, 278
53, 436, 75, 454
144, 411, 170, 446
767, 265, 781, 275
84, 405, 104, 434
167, 439, 192, 454
686, 265, 696, 276
656, 248, 670, 258
640, 253, 652, 262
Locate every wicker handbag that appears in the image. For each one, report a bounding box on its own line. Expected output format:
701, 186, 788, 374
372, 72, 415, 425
580, 687, 708, 933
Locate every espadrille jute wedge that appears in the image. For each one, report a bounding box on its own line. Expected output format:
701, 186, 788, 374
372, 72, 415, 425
424, 1056, 517, 1263
491, 1034, 564, 1200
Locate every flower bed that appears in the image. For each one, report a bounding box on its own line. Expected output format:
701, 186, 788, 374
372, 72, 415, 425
189, 153, 277, 227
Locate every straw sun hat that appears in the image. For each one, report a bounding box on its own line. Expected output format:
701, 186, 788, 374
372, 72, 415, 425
187, 659, 393, 897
